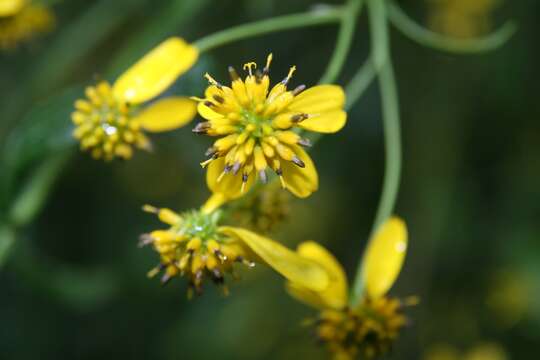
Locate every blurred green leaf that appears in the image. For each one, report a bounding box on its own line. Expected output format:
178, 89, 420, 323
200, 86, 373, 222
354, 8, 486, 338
0, 225, 15, 269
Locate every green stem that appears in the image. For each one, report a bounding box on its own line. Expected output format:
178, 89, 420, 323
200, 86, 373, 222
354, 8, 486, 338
344, 58, 376, 110
387, 0, 517, 54
318, 0, 364, 84
350, 0, 402, 306
194, 7, 344, 53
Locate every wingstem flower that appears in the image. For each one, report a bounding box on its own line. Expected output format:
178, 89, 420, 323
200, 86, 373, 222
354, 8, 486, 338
140, 195, 329, 297
286, 217, 416, 360
71, 37, 198, 161
0, 0, 54, 50
193, 54, 347, 200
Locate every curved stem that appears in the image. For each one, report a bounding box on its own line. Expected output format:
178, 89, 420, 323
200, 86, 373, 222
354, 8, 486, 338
344, 58, 376, 110
194, 7, 344, 53
318, 0, 364, 84
388, 0, 517, 54
350, 0, 402, 306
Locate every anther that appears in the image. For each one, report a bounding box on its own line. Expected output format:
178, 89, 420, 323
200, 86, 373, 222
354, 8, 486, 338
291, 113, 309, 123
236, 256, 255, 268
259, 170, 268, 183
205, 147, 217, 157
213, 95, 225, 104
298, 138, 312, 147
292, 84, 306, 96
281, 65, 296, 85
292, 156, 305, 168
211, 269, 224, 284
263, 53, 273, 75
204, 100, 214, 108
204, 73, 223, 89
232, 162, 241, 175
160, 273, 172, 286
228, 66, 240, 81
223, 164, 234, 174
138, 233, 154, 248
214, 249, 228, 262
142, 204, 158, 213
192, 122, 211, 134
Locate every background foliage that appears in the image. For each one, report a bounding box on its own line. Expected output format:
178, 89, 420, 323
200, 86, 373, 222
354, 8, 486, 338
1, 0, 539, 359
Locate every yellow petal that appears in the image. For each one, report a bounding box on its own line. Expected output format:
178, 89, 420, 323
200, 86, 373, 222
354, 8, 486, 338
133, 97, 196, 133
201, 193, 227, 214
286, 241, 348, 310
362, 216, 408, 299
206, 157, 255, 200
113, 37, 198, 104
220, 227, 329, 292
281, 145, 318, 198
288, 85, 345, 114
299, 110, 347, 134
197, 101, 226, 122
0, 0, 25, 17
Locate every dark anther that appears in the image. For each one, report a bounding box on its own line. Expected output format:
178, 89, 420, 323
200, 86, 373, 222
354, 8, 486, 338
192, 122, 210, 134
224, 164, 234, 173
298, 138, 312, 147
292, 156, 305, 168
276, 168, 283, 176
292, 84, 306, 96
242, 173, 248, 182
205, 147, 217, 157
228, 66, 240, 81
213, 95, 225, 104
204, 100, 214, 108
291, 113, 309, 123
211, 269, 224, 284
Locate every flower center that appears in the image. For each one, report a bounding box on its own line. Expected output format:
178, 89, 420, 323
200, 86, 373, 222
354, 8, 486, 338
71, 81, 149, 161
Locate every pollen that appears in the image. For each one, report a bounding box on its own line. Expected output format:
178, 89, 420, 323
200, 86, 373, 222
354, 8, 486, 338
313, 296, 414, 359
71, 81, 150, 161
140, 205, 255, 297
0, 3, 55, 50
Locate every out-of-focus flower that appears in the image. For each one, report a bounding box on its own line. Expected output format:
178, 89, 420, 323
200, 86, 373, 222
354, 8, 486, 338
139, 195, 329, 297
0, 0, 54, 50
229, 180, 292, 234
427, 0, 500, 38
286, 217, 414, 359
192, 54, 346, 200
72, 37, 198, 161
424, 342, 508, 360
486, 269, 531, 328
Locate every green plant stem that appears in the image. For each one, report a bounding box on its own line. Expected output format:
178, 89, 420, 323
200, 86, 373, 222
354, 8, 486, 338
350, 0, 402, 306
319, 0, 364, 84
388, 0, 517, 54
194, 7, 344, 53
344, 58, 376, 110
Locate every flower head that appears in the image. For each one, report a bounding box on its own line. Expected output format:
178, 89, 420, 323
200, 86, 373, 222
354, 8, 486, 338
72, 37, 198, 161
193, 54, 347, 200
140, 196, 330, 297
286, 217, 414, 359
0, 0, 54, 50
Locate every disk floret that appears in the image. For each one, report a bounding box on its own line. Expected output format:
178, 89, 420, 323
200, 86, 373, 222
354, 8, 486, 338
140, 206, 254, 296
72, 81, 151, 160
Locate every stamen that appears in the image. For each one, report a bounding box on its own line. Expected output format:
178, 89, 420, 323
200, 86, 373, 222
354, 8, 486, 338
292, 84, 306, 96
205, 147, 217, 157
200, 158, 214, 168
281, 65, 296, 85
223, 164, 234, 174
160, 273, 172, 285
204, 100, 215, 108
138, 233, 154, 248
213, 95, 225, 104
263, 53, 273, 75
236, 256, 255, 268
204, 73, 223, 89
232, 161, 241, 175
291, 113, 309, 123
298, 138, 312, 147
228, 66, 240, 81
292, 156, 305, 168
142, 204, 158, 213
214, 249, 228, 262
243, 62, 257, 76
259, 169, 268, 183
192, 122, 211, 134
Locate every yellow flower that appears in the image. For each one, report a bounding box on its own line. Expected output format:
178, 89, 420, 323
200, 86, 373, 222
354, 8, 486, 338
286, 217, 414, 360
71, 37, 198, 161
139, 195, 329, 297
193, 54, 347, 200
0, 0, 54, 50
427, 0, 499, 38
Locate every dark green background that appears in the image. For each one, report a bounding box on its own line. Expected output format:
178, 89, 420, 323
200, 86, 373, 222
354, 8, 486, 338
1, 0, 538, 359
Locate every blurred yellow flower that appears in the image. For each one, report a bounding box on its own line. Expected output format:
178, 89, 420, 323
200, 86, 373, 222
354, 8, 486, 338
193, 54, 347, 200
0, 0, 54, 50
140, 196, 329, 297
286, 217, 413, 359
71, 37, 198, 161
427, 0, 499, 38
424, 342, 508, 360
